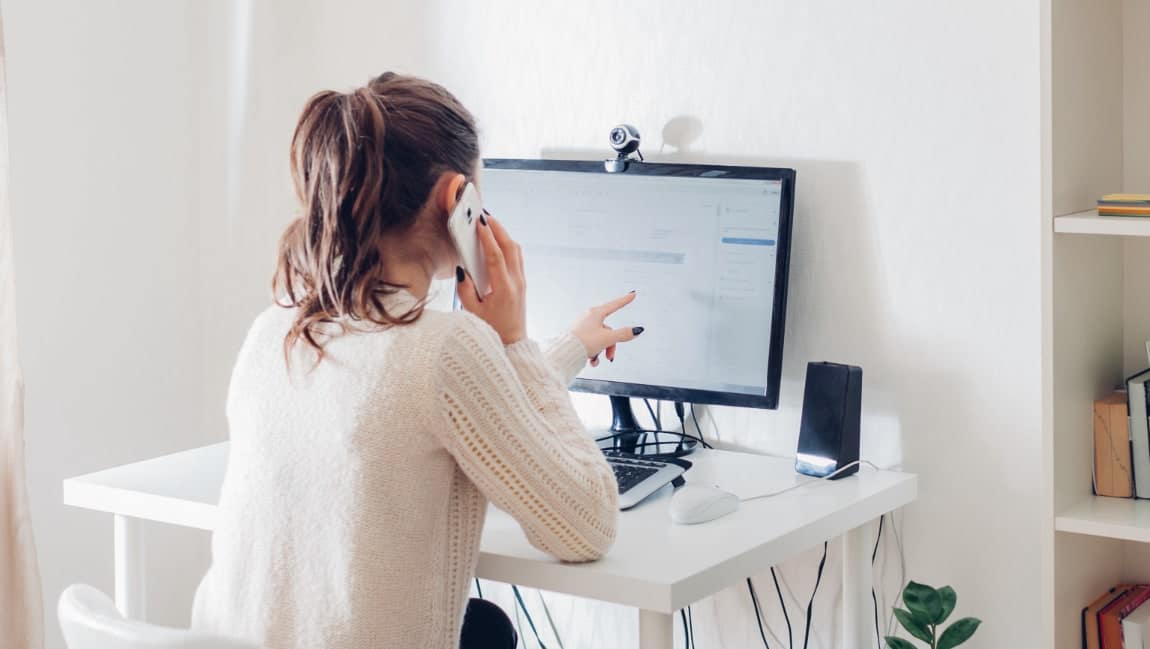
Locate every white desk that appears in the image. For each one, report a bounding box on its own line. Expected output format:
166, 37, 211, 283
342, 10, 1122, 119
63, 444, 916, 649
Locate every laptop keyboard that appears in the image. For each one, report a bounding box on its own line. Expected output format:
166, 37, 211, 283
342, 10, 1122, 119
606, 454, 666, 493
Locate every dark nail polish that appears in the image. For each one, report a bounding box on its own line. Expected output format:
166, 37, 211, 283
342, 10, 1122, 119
455, 266, 465, 283
479, 213, 488, 226
629, 289, 636, 294
632, 326, 644, 336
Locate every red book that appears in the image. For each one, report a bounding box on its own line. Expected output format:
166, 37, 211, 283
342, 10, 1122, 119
1100, 584, 1150, 649
1087, 586, 1134, 649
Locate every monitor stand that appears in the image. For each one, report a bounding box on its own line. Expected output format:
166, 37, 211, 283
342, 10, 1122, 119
605, 395, 698, 459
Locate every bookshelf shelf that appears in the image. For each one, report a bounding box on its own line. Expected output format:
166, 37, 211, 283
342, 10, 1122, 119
1054, 210, 1150, 237
1056, 497, 1150, 544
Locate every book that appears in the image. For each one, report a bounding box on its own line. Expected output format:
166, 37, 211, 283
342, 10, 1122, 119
1098, 207, 1150, 217
1088, 586, 1136, 649
1098, 194, 1150, 217
1127, 369, 1150, 499
1124, 597, 1150, 649
1101, 585, 1150, 648
1101, 194, 1150, 204
1095, 391, 1134, 498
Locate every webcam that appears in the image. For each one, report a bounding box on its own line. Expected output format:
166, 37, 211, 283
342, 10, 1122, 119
605, 123, 643, 173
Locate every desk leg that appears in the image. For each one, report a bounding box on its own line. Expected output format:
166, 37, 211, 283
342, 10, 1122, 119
113, 515, 146, 620
843, 520, 874, 649
639, 609, 674, 649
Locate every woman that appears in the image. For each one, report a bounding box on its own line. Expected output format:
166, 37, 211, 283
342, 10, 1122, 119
190, 72, 639, 649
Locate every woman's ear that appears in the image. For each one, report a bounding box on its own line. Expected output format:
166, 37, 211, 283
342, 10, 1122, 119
438, 173, 467, 216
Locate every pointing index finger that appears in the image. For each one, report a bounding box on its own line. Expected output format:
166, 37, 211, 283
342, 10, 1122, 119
595, 291, 637, 318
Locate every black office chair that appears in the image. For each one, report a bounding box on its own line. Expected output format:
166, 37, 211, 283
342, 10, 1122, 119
461, 598, 518, 649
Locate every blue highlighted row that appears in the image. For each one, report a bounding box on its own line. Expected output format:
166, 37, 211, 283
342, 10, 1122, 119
720, 237, 776, 246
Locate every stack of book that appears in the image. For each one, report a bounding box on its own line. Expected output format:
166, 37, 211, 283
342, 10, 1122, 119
1098, 194, 1150, 217
1085, 584, 1150, 648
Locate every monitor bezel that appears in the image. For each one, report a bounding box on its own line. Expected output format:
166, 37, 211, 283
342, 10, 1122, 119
481, 158, 795, 410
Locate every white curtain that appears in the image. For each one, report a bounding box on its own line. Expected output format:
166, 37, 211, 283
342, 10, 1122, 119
0, 8, 43, 649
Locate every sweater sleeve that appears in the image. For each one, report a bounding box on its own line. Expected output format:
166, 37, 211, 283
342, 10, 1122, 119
434, 314, 618, 562
543, 332, 589, 387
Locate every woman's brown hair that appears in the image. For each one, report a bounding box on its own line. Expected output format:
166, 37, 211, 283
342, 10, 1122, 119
274, 72, 478, 363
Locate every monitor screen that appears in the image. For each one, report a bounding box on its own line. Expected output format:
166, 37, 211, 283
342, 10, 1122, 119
479, 160, 794, 409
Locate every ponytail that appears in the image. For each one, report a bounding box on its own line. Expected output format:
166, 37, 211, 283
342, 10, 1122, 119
272, 72, 479, 366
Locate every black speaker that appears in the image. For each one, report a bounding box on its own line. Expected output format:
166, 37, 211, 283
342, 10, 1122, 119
795, 361, 862, 479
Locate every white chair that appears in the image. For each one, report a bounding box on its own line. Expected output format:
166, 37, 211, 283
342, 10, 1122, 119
58, 584, 264, 649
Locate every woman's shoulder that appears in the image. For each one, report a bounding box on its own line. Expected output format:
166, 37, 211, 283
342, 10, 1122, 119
416, 306, 502, 351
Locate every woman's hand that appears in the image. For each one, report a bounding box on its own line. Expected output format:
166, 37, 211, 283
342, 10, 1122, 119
570, 292, 644, 367
456, 212, 527, 345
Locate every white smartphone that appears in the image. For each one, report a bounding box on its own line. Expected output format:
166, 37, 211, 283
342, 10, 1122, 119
447, 181, 491, 298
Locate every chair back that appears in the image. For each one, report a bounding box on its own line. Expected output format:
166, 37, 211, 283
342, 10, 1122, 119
58, 584, 263, 649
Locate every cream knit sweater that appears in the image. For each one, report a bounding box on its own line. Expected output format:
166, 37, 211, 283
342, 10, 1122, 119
190, 292, 619, 649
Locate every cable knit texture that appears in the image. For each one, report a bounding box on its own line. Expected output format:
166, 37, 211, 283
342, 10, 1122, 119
190, 291, 617, 649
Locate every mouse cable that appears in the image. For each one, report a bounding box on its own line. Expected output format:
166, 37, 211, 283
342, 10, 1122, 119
746, 577, 770, 648
802, 542, 829, 649
872, 515, 884, 649
512, 584, 547, 649
688, 605, 696, 648
770, 567, 793, 649
740, 460, 884, 503
537, 591, 566, 649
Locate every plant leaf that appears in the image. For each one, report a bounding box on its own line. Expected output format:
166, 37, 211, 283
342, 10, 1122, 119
885, 637, 919, 649
937, 586, 957, 624
903, 581, 943, 623
894, 608, 933, 644
938, 617, 982, 649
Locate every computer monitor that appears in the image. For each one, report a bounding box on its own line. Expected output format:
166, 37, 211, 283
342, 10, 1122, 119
480, 159, 795, 448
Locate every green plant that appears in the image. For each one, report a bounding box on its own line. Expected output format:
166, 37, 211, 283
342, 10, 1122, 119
885, 581, 981, 649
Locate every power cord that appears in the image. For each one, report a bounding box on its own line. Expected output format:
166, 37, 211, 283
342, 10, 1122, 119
872, 515, 884, 649
473, 578, 483, 599
747, 577, 771, 648
681, 609, 691, 649
885, 509, 908, 638
676, 402, 712, 450
512, 584, 547, 649
740, 460, 882, 503
770, 567, 793, 649
644, 398, 662, 429
537, 591, 565, 649
690, 406, 705, 441
802, 542, 829, 649
688, 606, 696, 648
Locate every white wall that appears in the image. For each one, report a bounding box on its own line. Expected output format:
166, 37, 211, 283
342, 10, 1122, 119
3, 1, 213, 646
7, 1, 1045, 647
193, 1, 1046, 648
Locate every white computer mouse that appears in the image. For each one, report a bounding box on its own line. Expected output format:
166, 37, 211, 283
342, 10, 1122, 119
669, 484, 740, 525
